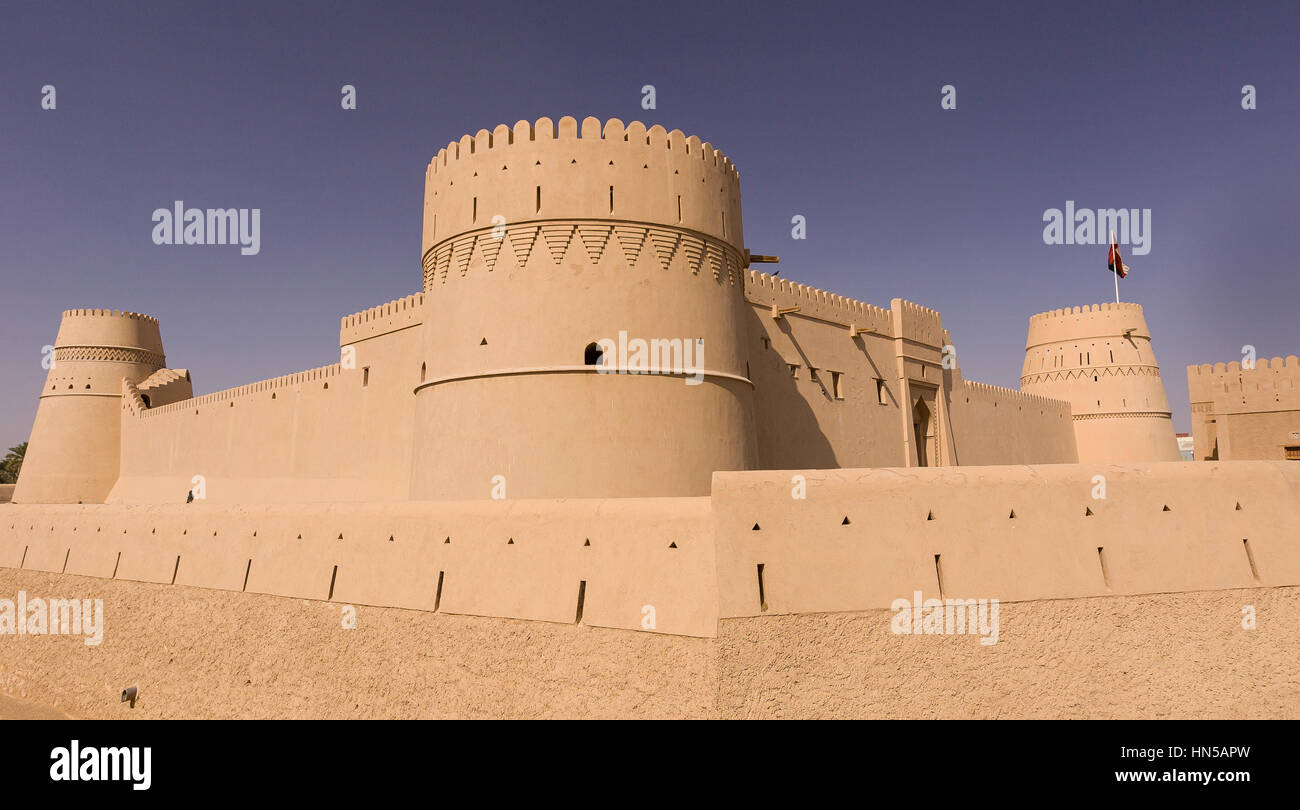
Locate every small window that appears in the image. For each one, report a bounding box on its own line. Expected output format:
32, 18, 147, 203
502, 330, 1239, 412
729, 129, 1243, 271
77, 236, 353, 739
584, 342, 604, 366
832, 371, 844, 399
788, 364, 799, 379
1286, 446, 1300, 461
420, 362, 427, 383
362, 367, 370, 387
877, 378, 887, 404
760, 336, 770, 350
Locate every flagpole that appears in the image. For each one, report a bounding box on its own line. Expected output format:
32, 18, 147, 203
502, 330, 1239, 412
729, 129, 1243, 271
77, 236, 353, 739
1111, 230, 1120, 304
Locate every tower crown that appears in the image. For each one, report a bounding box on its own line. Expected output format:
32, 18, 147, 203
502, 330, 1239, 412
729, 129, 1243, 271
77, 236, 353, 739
16, 308, 170, 503
1020, 302, 1180, 463
54, 308, 165, 364
410, 117, 756, 501
421, 116, 744, 277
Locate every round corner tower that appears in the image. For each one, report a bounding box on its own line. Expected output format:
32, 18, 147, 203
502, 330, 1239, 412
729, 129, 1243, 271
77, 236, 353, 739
1020, 302, 1181, 463
14, 309, 166, 503
410, 115, 758, 499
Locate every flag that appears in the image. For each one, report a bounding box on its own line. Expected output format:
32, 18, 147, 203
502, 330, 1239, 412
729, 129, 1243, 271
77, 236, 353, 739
1107, 237, 1130, 278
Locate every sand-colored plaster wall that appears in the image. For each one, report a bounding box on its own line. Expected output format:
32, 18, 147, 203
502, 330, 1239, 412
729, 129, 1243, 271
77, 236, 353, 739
744, 298, 906, 469
0, 568, 716, 719
0, 498, 717, 637
743, 274, 1078, 470
0, 566, 1294, 719
4, 461, 1297, 643
945, 376, 1078, 465
711, 462, 1300, 619
714, 586, 1300, 719
111, 304, 424, 504
1188, 356, 1300, 461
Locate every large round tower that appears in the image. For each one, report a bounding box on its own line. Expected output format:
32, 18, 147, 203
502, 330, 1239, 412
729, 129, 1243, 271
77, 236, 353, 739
1020, 302, 1181, 463
410, 116, 758, 499
14, 309, 166, 503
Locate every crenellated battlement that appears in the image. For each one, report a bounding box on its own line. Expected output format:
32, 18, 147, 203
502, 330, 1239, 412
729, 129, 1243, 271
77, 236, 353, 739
744, 270, 893, 332
1028, 302, 1143, 323
61, 308, 159, 324
962, 378, 1070, 407
339, 292, 425, 330
142, 363, 342, 417
1190, 355, 1300, 376
422, 116, 745, 262
892, 298, 946, 348
339, 292, 425, 344
121, 379, 148, 416
1024, 301, 1153, 352
895, 299, 943, 320
428, 116, 739, 180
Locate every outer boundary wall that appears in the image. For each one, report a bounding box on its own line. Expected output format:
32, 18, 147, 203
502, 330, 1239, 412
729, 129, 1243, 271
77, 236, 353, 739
4, 461, 1296, 638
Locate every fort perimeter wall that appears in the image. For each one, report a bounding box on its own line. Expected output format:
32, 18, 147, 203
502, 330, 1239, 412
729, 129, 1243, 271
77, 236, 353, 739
109, 294, 425, 504
4, 461, 1296, 640
1188, 356, 1300, 461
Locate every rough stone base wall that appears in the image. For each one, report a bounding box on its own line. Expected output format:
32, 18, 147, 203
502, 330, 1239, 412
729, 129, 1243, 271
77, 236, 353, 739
2, 568, 1295, 719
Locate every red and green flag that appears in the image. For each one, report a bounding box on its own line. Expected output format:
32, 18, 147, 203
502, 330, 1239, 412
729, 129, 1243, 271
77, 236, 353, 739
1107, 236, 1129, 278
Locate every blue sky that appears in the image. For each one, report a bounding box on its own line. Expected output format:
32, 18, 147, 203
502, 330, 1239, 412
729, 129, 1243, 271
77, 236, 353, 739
2, 0, 1297, 447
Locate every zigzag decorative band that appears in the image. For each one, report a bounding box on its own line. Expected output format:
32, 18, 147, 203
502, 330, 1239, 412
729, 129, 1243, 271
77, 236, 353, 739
1072, 411, 1172, 421
421, 220, 745, 291
53, 345, 165, 366
1021, 365, 1161, 385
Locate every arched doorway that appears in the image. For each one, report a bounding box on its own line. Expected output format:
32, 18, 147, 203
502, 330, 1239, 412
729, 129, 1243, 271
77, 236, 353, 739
913, 397, 933, 467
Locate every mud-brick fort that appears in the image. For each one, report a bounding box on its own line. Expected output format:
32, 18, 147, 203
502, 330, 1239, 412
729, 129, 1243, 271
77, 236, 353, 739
3, 116, 1299, 718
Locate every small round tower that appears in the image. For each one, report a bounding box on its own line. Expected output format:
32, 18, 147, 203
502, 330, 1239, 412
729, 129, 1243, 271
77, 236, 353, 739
410, 116, 758, 499
1021, 302, 1181, 463
14, 309, 166, 503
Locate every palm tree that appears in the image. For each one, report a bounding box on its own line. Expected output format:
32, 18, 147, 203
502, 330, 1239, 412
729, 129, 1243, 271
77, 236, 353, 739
0, 442, 27, 484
